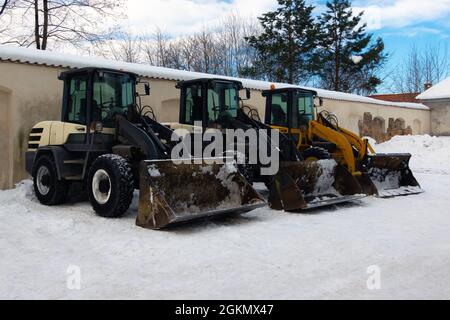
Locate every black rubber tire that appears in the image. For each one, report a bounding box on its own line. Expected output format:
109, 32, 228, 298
87, 154, 134, 218
302, 147, 332, 161
32, 155, 69, 206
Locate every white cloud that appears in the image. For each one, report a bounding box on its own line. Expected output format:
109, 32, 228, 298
125, 0, 277, 36
354, 0, 450, 30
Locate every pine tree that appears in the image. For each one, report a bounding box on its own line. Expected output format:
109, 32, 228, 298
244, 0, 319, 84
316, 0, 387, 94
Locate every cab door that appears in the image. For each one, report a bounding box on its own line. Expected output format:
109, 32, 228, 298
63, 74, 89, 147
265, 91, 302, 146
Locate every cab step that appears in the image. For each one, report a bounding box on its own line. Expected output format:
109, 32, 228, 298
65, 175, 83, 181
64, 159, 85, 165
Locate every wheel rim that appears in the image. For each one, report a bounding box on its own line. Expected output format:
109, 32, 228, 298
92, 169, 111, 205
36, 166, 51, 196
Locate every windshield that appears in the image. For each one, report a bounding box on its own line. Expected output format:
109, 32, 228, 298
207, 82, 240, 126
93, 72, 135, 127
293, 91, 315, 127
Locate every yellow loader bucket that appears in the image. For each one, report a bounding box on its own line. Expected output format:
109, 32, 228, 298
137, 160, 265, 229
268, 160, 365, 211
366, 154, 423, 198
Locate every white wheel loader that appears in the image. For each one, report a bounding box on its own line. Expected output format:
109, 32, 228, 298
26, 68, 265, 229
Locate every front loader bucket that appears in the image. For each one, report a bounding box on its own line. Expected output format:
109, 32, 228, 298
137, 160, 265, 230
366, 154, 423, 198
269, 160, 365, 211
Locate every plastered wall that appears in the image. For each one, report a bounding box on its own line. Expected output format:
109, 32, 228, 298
0, 61, 432, 189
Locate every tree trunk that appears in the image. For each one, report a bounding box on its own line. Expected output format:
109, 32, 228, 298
0, 0, 10, 16
335, 44, 340, 91
34, 0, 40, 49
41, 0, 49, 50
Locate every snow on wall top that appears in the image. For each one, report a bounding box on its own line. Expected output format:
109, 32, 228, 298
0, 45, 429, 111
417, 77, 450, 100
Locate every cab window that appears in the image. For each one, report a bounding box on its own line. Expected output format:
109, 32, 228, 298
67, 75, 88, 125
93, 72, 134, 127
295, 92, 314, 127
270, 92, 289, 127
183, 84, 203, 125
207, 82, 239, 126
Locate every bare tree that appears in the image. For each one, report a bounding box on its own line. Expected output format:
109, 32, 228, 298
1, 0, 125, 50
0, 0, 11, 16
423, 43, 450, 85
94, 13, 260, 78
105, 31, 142, 63
142, 28, 172, 67
388, 43, 450, 93
217, 12, 260, 77
0, 0, 20, 42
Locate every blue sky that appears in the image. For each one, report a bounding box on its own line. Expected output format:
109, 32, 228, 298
121, 0, 450, 92
127, 0, 450, 69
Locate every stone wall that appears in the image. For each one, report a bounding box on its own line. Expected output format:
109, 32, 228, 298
316, 99, 429, 141
0, 60, 432, 189
359, 112, 413, 142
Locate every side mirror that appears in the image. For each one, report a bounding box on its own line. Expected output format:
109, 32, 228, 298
319, 97, 324, 107
145, 83, 151, 96
246, 89, 251, 100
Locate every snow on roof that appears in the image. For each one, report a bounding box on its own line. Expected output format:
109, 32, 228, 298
0, 45, 429, 111
417, 77, 450, 100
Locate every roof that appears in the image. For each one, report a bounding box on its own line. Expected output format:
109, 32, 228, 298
369, 93, 420, 103
58, 67, 139, 80
176, 78, 244, 89
0, 45, 429, 111
262, 87, 317, 96
417, 77, 450, 100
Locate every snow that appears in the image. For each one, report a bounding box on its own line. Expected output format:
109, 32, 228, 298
373, 134, 450, 174
147, 165, 162, 178
0, 45, 428, 111
351, 55, 363, 64
313, 159, 339, 196
1, 135, 450, 299
417, 77, 450, 100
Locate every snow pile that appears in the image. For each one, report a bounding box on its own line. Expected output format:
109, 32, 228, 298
2, 136, 450, 299
313, 160, 338, 196
373, 135, 450, 173
215, 163, 244, 208
417, 77, 450, 100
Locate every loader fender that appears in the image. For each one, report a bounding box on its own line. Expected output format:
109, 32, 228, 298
26, 151, 36, 176
33, 146, 72, 180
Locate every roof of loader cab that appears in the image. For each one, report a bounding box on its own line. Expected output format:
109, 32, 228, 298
262, 87, 318, 97
176, 78, 244, 89
58, 67, 139, 80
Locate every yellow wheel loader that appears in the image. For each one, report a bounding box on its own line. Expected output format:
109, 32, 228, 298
165, 79, 365, 211
261, 87, 423, 197
26, 68, 265, 230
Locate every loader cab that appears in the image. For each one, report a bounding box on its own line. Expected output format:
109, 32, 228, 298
263, 87, 316, 145
60, 68, 137, 131
177, 78, 243, 129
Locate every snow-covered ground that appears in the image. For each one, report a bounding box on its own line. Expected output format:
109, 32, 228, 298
1, 135, 450, 300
